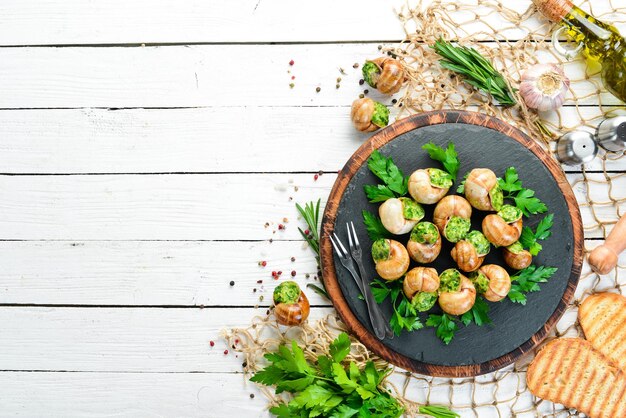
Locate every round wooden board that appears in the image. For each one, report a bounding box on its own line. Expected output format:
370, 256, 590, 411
320, 110, 583, 377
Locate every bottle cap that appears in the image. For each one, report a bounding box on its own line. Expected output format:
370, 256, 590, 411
532, 0, 574, 22
556, 130, 598, 165
595, 116, 626, 152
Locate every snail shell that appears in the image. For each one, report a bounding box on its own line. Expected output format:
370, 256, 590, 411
407, 222, 442, 263
408, 169, 449, 204
403, 267, 440, 299
438, 275, 476, 316
374, 239, 410, 281
451, 240, 485, 273
379, 197, 423, 235
482, 214, 522, 247
274, 292, 310, 326
367, 57, 405, 94
351, 98, 379, 132
433, 195, 472, 242
503, 245, 532, 270
478, 264, 511, 302
464, 168, 502, 211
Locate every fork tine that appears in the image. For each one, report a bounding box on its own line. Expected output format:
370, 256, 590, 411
346, 223, 354, 250
333, 232, 349, 256
350, 222, 360, 249
329, 234, 343, 257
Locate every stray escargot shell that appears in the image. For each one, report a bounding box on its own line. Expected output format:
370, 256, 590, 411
350, 98, 389, 132
362, 57, 405, 94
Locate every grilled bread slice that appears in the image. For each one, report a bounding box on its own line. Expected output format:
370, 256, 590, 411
579, 292, 626, 372
527, 338, 626, 418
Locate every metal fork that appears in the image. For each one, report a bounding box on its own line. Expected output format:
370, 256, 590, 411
347, 222, 394, 340
329, 231, 388, 340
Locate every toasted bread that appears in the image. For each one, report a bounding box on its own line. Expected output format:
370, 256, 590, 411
527, 338, 626, 418
579, 292, 626, 372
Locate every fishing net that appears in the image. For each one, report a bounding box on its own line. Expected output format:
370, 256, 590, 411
224, 0, 626, 416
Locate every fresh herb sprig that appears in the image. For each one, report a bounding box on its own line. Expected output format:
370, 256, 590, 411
432, 38, 516, 106
519, 213, 554, 256
426, 313, 459, 345
363, 150, 408, 202
371, 279, 423, 336
422, 141, 460, 181
362, 210, 392, 241
498, 167, 547, 216
508, 265, 558, 305
251, 333, 459, 418
460, 296, 492, 327
296, 199, 328, 299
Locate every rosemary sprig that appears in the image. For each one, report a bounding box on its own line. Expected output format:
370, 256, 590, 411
296, 199, 328, 299
432, 38, 517, 106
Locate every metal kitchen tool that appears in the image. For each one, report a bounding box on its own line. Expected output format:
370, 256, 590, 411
556, 130, 598, 165
595, 115, 626, 152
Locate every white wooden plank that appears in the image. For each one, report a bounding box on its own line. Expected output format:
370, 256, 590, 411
0, 0, 405, 46
0, 371, 273, 418
0, 173, 617, 240
0, 307, 335, 373
0, 240, 327, 306
0, 107, 622, 174
1, 0, 623, 46
0, 44, 620, 109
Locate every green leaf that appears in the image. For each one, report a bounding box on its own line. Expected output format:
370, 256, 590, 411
422, 141, 460, 180
250, 365, 286, 386
456, 172, 469, 193
332, 363, 358, 394
366, 150, 408, 196
514, 188, 547, 216
426, 313, 458, 345
276, 376, 316, 394
317, 355, 334, 378
329, 332, 351, 363
508, 265, 557, 304
535, 213, 554, 240
370, 279, 391, 303
290, 384, 335, 409
362, 210, 391, 241
269, 403, 295, 418
419, 405, 460, 418
460, 297, 491, 326
362, 361, 380, 390
363, 184, 396, 203
498, 167, 522, 193
330, 405, 360, 418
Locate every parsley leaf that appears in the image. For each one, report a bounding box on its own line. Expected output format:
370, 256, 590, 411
422, 142, 460, 181
456, 172, 469, 193
363, 184, 396, 203
460, 297, 492, 326
508, 265, 558, 305
366, 150, 408, 196
426, 313, 459, 345
362, 210, 391, 241
498, 167, 548, 216
329, 332, 351, 363
519, 213, 554, 256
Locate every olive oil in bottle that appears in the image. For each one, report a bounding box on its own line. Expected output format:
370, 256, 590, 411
533, 0, 626, 103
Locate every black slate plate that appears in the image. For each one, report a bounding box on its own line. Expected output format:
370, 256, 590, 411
320, 111, 583, 377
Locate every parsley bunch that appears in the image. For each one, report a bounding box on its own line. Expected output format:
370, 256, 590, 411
519, 213, 554, 256
371, 279, 424, 336
251, 333, 458, 418
507, 265, 558, 305
363, 150, 408, 203
498, 167, 547, 216
422, 142, 460, 182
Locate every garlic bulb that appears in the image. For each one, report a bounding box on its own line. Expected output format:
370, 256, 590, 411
520, 64, 570, 111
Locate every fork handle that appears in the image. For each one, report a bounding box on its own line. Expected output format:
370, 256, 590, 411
354, 261, 392, 340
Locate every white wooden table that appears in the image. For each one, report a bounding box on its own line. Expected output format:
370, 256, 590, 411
0, 1, 624, 416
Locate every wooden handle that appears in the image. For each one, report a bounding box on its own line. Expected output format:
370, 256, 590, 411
589, 214, 626, 274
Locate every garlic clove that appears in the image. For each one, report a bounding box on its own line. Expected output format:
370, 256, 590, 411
520, 63, 570, 112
